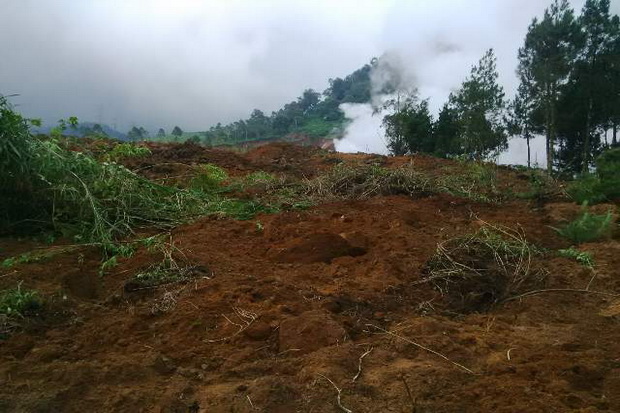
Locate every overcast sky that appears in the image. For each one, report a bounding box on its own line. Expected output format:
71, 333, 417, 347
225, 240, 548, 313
1, 0, 617, 133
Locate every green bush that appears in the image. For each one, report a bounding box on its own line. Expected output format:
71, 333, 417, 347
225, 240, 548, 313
567, 148, 620, 204
556, 210, 614, 244
567, 174, 607, 204
596, 148, 620, 201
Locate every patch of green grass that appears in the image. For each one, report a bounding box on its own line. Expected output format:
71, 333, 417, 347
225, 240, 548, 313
0, 285, 42, 318
558, 247, 594, 268
437, 162, 500, 203
1, 246, 78, 269
555, 210, 614, 244
190, 164, 229, 192
207, 198, 279, 220
243, 171, 278, 185
105, 143, 151, 161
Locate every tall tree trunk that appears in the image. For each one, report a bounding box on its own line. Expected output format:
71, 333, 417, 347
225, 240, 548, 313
583, 98, 593, 174
613, 122, 618, 146
526, 132, 531, 169
546, 93, 554, 174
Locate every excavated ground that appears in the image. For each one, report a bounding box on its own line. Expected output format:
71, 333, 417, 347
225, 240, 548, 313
1, 143, 619, 412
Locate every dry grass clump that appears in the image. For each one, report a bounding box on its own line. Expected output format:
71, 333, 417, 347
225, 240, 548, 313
420, 222, 547, 313
301, 163, 431, 202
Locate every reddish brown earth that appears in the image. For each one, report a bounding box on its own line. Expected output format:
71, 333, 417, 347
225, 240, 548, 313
1, 143, 619, 412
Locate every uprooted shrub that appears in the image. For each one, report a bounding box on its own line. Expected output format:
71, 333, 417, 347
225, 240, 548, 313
420, 223, 547, 313
123, 240, 209, 292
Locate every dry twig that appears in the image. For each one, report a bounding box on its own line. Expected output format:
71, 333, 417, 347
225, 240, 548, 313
502, 288, 620, 303
352, 347, 374, 382
366, 324, 476, 375
318, 374, 353, 413
204, 307, 257, 343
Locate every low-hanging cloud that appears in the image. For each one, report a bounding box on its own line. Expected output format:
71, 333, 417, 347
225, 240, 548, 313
1, 0, 604, 151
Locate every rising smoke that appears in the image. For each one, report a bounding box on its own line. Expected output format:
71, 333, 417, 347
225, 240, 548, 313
335, 44, 548, 166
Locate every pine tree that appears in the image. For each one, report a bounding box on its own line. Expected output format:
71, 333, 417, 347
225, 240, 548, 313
449, 49, 507, 159
383, 93, 434, 156
171, 126, 183, 137
383, 92, 418, 156
517, 0, 581, 172
433, 104, 460, 158
511, 52, 543, 168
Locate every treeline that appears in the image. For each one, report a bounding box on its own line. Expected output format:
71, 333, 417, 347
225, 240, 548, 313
384, 0, 620, 174
194, 62, 375, 146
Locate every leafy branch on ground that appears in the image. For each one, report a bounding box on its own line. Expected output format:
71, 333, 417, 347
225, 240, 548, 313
558, 247, 595, 268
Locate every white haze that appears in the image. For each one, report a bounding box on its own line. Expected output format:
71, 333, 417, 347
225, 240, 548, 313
333, 0, 607, 165
3, 0, 615, 164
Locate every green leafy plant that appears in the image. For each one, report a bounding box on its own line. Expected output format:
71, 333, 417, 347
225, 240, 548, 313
517, 169, 563, 201
567, 174, 607, 204
558, 247, 594, 268
105, 143, 151, 161
0, 285, 42, 318
567, 148, 620, 204
555, 210, 613, 244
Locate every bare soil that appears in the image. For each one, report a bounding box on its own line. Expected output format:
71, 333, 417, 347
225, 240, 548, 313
1, 143, 619, 412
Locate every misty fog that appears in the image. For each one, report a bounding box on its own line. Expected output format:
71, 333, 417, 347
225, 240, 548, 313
2, 0, 616, 163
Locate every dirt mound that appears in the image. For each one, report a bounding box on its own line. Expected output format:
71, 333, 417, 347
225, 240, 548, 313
272, 232, 367, 264
245, 142, 329, 177
121, 141, 253, 180
278, 310, 347, 354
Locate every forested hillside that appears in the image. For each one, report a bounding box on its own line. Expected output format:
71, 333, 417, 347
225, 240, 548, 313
150, 61, 375, 147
